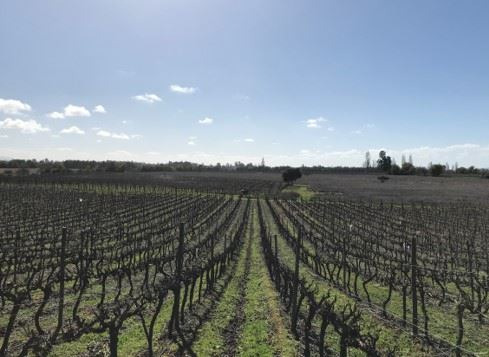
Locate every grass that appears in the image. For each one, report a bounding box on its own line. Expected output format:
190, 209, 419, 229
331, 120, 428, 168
259, 199, 430, 356
7, 184, 487, 356
237, 203, 297, 357
275, 200, 489, 355
282, 184, 316, 201
193, 203, 297, 356
191, 224, 250, 356
49, 294, 175, 356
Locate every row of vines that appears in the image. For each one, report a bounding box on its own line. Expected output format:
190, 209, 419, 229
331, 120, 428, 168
0, 183, 248, 356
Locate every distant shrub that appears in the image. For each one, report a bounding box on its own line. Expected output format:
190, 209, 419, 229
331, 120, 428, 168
456, 166, 467, 174
390, 164, 401, 175
400, 162, 416, 175
480, 171, 489, 179
417, 167, 428, 176
430, 164, 445, 177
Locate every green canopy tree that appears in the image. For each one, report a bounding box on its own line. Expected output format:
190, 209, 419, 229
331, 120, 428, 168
282, 168, 302, 184
377, 150, 392, 172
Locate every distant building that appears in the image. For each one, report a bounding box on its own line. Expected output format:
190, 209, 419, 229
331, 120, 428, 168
0, 168, 40, 176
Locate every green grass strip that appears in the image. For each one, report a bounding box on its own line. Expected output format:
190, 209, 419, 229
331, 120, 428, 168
237, 204, 297, 357
260, 199, 429, 356
281, 184, 316, 201
49, 295, 174, 356
191, 231, 249, 355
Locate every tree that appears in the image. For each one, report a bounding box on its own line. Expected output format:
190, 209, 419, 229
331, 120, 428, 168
457, 166, 466, 174
282, 168, 302, 184
400, 162, 416, 175
377, 150, 392, 172
430, 164, 444, 177
364, 151, 371, 170
418, 167, 428, 176
391, 164, 401, 175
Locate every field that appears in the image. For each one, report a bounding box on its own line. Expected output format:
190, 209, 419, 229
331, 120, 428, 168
1, 173, 488, 356
301, 173, 489, 203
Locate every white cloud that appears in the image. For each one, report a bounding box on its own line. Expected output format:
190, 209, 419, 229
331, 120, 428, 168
198, 117, 213, 125
111, 133, 130, 140
132, 93, 162, 103
0, 147, 94, 161
170, 84, 197, 94
351, 129, 362, 135
47, 111, 65, 119
47, 105, 91, 119
64, 104, 91, 117
96, 130, 139, 140
0, 98, 32, 115
0, 134, 8, 138
93, 105, 106, 114
306, 117, 326, 128
0, 118, 50, 134
105, 150, 134, 160
234, 138, 255, 143
187, 135, 197, 145
96, 130, 111, 137
60, 126, 85, 135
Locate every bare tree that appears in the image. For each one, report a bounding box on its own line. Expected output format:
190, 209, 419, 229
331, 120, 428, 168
364, 151, 371, 170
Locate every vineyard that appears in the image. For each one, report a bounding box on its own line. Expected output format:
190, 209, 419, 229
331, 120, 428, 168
1, 178, 488, 356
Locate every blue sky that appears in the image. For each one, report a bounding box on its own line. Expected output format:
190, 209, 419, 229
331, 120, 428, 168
1, 0, 489, 167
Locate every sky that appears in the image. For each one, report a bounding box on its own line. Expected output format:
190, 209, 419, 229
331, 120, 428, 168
1, 0, 489, 167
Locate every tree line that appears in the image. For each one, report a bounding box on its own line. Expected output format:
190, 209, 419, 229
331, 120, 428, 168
0, 156, 487, 177
366, 150, 488, 178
